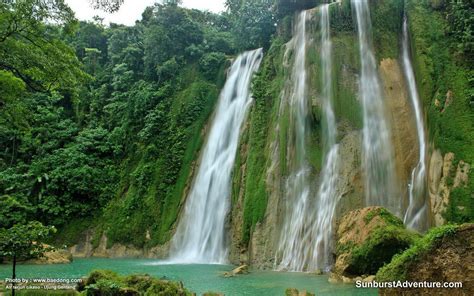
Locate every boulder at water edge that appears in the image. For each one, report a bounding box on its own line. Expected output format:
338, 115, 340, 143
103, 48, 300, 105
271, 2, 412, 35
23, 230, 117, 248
334, 207, 418, 278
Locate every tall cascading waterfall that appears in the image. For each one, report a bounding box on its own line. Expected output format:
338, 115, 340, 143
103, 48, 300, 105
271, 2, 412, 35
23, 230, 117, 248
275, 10, 313, 272
401, 15, 429, 232
311, 4, 341, 271
276, 6, 340, 272
352, 0, 398, 213
169, 49, 263, 264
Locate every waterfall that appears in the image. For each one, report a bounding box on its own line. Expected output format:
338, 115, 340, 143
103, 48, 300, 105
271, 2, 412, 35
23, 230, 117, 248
311, 4, 341, 271
276, 10, 313, 272
401, 15, 429, 232
169, 49, 263, 264
276, 5, 340, 272
352, 0, 398, 213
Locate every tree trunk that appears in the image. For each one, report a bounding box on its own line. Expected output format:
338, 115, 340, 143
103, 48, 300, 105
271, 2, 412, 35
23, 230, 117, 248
11, 254, 16, 296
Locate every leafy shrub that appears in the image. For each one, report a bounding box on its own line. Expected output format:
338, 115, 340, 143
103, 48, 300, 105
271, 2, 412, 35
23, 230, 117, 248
199, 52, 226, 80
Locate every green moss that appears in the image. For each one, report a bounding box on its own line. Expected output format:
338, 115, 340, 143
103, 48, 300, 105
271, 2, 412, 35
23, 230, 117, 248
363, 207, 404, 227
240, 38, 285, 245
157, 81, 219, 244
347, 225, 418, 275
370, 0, 404, 60
408, 0, 474, 223
336, 240, 356, 255
444, 179, 474, 224
52, 218, 94, 247
331, 32, 362, 129
376, 224, 458, 281
278, 106, 290, 176
329, 0, 354, 33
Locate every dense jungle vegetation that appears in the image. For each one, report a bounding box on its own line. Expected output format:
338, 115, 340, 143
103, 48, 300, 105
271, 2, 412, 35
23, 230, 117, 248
0, 0, 472, 252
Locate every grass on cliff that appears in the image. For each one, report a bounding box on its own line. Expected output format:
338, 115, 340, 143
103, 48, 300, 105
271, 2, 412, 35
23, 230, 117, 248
240, 38, 286, 245
376, 224, 458, 281
408, 0, 474, 223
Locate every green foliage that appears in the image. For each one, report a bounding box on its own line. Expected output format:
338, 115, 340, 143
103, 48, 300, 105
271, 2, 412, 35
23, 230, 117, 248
376, 224, 458, 281
101, 79, 220, 246
199, 52, 227, 80
0, 220, 56, 281
409, 0, 474, 161
0, 0, 88, 92
445, 0, 473, 59
0, 0, 471, 263
0, 0, 234, 248
79, 270, 193, 296
143, 4, 204, 79
89, 0, 125, 13
226, 0, 276, 50
0, 195, 31, 229
0, 70, 27, 130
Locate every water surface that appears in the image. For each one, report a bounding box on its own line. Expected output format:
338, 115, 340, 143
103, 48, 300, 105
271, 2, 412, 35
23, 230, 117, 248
0, 258, 376, 295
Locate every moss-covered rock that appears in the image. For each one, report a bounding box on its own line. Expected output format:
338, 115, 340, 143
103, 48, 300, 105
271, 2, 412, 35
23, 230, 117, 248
377, 224, 473, 295
79, 270, 193, 296
334, 207, 419, 277
202, 292, 224, 296
285, 288, 315, 296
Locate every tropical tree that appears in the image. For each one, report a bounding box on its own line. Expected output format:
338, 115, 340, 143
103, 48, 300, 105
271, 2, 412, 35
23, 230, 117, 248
0, 0, 87, 92
0, 221, 55, 296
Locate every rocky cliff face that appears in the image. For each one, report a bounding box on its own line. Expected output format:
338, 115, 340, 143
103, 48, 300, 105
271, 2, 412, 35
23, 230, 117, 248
428, 150, 471, 226
379, 58, 419, 214
69, 231, 169, 259
228, 2, 422, 268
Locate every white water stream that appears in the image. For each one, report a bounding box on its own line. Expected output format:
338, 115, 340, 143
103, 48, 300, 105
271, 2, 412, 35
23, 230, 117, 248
352, 0, 398, 213
311, 4, 341, 271
277, 6, 341, 272
169, 49, 263, 263
276, 10, 313, 272
401, 16, 429, 232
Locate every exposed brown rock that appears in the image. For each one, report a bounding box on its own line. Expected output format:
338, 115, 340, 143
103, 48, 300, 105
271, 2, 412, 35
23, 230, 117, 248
380, 224, 474, 296
429, 150, 471, 226
285, 288, 315, 296
69, 230, 170, 259
24, 245, 72, 264
334, 131, 364, 220
441, 90, 453, 112
379, 58, 418, 213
